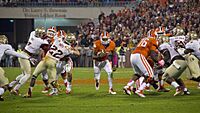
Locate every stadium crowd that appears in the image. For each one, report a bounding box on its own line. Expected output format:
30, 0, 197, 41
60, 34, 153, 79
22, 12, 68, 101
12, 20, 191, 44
74, 0, 200, 67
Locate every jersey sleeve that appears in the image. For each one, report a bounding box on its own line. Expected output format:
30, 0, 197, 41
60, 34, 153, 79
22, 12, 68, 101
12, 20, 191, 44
150, 38, 158, 51
5, 45, 29, 59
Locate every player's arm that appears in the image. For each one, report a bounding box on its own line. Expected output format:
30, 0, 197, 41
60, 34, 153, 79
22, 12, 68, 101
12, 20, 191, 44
160, 49, 171, 66
150, 45, 159, 62
70, 47, 80, 56
5, 49, 29, 59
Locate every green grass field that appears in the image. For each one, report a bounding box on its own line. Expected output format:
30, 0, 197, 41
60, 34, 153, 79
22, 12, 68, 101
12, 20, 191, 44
0, 67, 200, 113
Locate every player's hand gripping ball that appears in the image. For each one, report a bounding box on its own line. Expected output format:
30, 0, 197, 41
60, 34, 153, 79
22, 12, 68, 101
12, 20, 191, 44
97, 50, 107, 58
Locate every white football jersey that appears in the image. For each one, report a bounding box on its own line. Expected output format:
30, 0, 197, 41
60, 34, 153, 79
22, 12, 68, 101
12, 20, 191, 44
159, 43, 179, 62
46, 38, 72, 61
185, 40, 200, 59
169, 35, 186, 48
25, 31, 49, 54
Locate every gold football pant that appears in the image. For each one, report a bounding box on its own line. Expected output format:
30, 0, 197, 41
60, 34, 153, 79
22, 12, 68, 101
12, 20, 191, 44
0, 67, 9, 87
33, 56, 57, 83
163, 60, 187, 80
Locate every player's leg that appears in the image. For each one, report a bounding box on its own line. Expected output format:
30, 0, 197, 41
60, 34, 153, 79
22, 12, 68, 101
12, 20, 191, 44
24, 60, 46, 98
103, 60, 116, 94
123, 54, 142, 95
133, 54, 154, 97
11, 58, 31, 95
122, 55, 126, 68
41, 70, 51, 93
46, 58, 58, 96
0, 67, 9, 100
60, 59, 73, 94
93, 60, 101, 90
162, 60, 187, 96
9, 73, 24, 89
175, 78, 190, 95
186, 55, 200, 88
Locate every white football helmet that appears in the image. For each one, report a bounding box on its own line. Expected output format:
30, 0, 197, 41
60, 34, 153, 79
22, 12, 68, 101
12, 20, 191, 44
47, 26, 57, 38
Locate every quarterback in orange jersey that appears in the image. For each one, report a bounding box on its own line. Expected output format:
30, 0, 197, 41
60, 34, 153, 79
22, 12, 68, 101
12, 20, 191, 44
93, 31, 117, 95
123, 36, 162, 97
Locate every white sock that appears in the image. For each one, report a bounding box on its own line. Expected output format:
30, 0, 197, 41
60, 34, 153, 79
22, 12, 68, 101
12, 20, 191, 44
13, 83, 21, 91
0, 88, 5, 95
184, 88, 188, 91
159, 80, 164, 87
138, 82, 147, 91
171, 81, 179, 88
127, 80, 134, 86
108, 73, 113, 89
146, 83, 150, 87
9, 80, 17, 87
14, 74, 30, 90
16, 74, 24, 81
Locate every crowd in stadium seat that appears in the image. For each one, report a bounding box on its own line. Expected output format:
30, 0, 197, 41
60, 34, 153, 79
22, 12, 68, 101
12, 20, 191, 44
75, 0, 200, 67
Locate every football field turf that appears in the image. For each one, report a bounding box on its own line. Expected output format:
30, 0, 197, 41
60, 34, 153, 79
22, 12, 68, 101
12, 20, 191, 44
0, 67, 200, 113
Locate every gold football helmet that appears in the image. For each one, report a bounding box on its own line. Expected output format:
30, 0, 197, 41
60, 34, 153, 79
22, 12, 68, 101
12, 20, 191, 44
172, 26, 185, 36
187, 31, 198, 40
64, 33, 76, 45
0, 35, 8, 44
158, 35, 169, 44
35, 27, 45, 38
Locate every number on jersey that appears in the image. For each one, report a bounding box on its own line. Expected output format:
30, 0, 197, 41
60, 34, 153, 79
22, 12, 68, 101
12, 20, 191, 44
137, 38, 149, 47
49, 45, 63, 58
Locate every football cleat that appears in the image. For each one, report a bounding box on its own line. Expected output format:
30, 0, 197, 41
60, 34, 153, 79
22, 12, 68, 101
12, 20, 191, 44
0, 96, 4, 101
23, 88, 32, 98
145, 86, 153, 92
41, 87, 50, 94
10, 89, 20, 96
174, 86, 183, 96
197, 83, 200, 89
135, 90, 145, 98
183, 90, 190, 95
123, 86, 132, 95
109, 88, 116, 95
95, 79, 100, 90
65, 87, 71, 95
48, 90, 58, 96
157, 87, 170, 92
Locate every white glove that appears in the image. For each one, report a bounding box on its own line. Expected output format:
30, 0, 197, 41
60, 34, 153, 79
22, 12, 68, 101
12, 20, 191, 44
28, 57, 38, 66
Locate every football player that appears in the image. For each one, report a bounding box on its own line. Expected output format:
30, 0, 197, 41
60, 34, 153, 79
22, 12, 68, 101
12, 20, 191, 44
0, 35, 36, 101
93, 31, 117, 94
184, 31, 200, 88
42, 32, 78, 95
9, 27, 49, 95
40, 26, 58, 93
123, 35, 162, 97
159, 33, 189, 96
23, 31, 79, 97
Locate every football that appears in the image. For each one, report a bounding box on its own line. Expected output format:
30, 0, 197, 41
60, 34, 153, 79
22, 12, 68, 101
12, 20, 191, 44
97, 50, 107, 58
